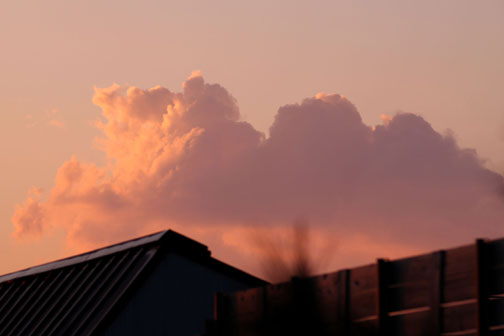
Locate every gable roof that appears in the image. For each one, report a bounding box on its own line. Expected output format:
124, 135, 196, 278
0, 230, 266, 336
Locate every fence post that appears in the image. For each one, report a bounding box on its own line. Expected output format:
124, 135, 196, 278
337, 269, 350, 335
476, 239, 489, 336
376, 259, 389, 336
431, 251, 444, 335
212, 292, 225, 335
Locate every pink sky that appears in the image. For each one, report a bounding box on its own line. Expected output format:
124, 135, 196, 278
1, 0, 504, 278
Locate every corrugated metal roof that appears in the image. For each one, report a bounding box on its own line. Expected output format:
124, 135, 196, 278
0, 231, 167, 283
0, 230, 265, 336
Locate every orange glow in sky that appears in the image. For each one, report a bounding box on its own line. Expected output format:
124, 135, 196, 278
1, 0, 503, 278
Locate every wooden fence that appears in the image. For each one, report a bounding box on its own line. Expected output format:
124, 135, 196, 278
211, 238, 504, 336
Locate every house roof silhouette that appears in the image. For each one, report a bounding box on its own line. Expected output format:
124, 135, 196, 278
0, 230, 266, 336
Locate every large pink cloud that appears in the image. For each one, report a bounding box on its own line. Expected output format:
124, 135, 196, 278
12, 73, 504, 276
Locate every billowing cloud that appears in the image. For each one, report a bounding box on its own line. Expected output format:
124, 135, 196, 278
12, 73, 504, 276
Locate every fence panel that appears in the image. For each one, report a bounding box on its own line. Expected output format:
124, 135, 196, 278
211, 238, 504, 336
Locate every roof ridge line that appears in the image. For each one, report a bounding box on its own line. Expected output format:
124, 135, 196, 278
0, 230, 169, 283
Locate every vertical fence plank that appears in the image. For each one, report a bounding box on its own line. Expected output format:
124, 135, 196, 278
376, 259, 389, 336
431, 251, 444, 335
337, 269, 350, 335
476, 239, 489, 336
212, 292, 225, 336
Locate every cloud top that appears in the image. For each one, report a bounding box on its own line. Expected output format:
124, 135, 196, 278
12, 73, 504, 273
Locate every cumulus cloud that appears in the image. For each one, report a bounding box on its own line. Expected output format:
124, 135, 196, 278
12, 73, 504, 275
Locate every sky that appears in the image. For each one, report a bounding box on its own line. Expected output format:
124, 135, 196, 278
1, 0, 504, 279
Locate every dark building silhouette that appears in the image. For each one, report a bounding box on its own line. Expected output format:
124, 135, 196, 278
211, 238, 504, 336
3, 232, 504, 336
0, 230, 266, 336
